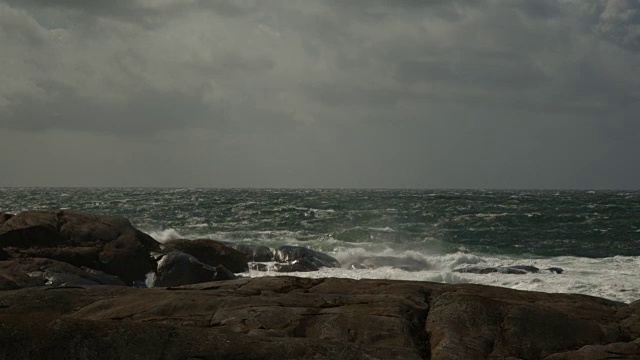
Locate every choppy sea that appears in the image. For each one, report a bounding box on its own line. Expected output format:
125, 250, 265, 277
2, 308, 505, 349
2, 188, 639, 303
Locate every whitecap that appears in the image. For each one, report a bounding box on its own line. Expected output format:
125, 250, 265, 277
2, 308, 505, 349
148, 228, 182, 243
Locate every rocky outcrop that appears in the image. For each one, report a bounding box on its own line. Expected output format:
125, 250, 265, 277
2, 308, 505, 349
0, 212, 13, 227
151, 250, 235, 287
162, 238, 249, 273
273, 258, 320, 272
0, 210, 160, 284
0, 277, 638, 359
228, 243, 274, 262
343, 255, 433, 271
0, 258, 125, 290
454, 265, 564, 275
274, 245, 340, 268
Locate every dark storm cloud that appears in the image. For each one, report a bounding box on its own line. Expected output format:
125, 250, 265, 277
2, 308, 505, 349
595, 0, 640, 51
1, 0, 639, 188
3, 81, 218, 135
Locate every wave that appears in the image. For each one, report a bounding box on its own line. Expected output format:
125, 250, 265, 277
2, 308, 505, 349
244, 246, 640, 304
148, 228, 182, 243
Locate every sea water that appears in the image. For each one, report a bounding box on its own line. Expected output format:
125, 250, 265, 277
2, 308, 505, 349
2, 188, 639, 303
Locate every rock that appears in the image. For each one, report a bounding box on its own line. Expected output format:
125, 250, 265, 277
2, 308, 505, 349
0, 248, 9, 261
274, 259, 319, 272
345, 255, 432, 272
250, 262, 269, 271
0, 210, 160, 284
454, 265, 564, 275
162, 239, 248, 273
0, 258, 125, 290
0, 212, 13, 227
548, 267, 564, 274
152, 251, 236, 287
229, 244, 274, 262
273, 246, 340, 269
0, 277, 638, 359
510, 265, 540, 273
455, 266, 527, 274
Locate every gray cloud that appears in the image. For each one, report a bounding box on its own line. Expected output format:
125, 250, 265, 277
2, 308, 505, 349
0, 0, 639, 189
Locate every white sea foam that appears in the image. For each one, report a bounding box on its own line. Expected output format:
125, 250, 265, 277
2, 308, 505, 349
148, 228, 182, 243
243, 248, 640, 304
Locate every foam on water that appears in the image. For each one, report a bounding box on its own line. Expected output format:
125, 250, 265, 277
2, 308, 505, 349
243, 247, 640, 304
3, 188, 639, 303
148, 228, 182, 243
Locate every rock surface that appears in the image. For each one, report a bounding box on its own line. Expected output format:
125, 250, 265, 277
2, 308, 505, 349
162, 238, 249, 273
454, 265, 565, 275
1, 277, 640, 359
228, 243, 274, 262
0, 258, 125, 289
0, 210, 160, 284
152, 250, 236, 287
274, 245, 340, 269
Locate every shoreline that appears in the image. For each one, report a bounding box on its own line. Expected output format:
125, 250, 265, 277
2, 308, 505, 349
1, 276, 639, 359
1, 209, 640, 358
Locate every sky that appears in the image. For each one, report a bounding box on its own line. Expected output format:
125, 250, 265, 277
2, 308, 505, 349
0, 0, 639, 189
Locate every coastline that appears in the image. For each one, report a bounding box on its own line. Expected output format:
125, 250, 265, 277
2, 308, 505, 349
1, 276, 639, 359
2, 209, 640, 358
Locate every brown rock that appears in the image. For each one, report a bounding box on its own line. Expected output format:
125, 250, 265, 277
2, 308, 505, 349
0, 210, 160, 284
0, 277, 638, 359
273, 245, 340, 268
228, 243, 274, 262
0, 258, 125, 290
273, 258, 319, 272
162, 238, 248, 273
152, 251, 236, 287
0, 212, 13, 227
0, 248, 9, 261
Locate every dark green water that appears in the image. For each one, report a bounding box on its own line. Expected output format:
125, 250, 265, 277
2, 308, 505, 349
2, 188, 639, 258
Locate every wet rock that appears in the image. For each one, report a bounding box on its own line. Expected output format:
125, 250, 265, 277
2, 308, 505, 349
455, 266, 527, 274
0, 212, 13, 227
0, 248, 9, 261
345, 256, 432, 272
162, 239, 248, 273
454, 265, 564, 275
548, 267, 564, 274
229, 244, 274, 262
510, 265, 541, 273
273, 246, 339, 269
0, 210, 160, 284
250, 263, 269, 271
0, 258, 125, 289
274, 259, 319, 272
152, 251, 236, 287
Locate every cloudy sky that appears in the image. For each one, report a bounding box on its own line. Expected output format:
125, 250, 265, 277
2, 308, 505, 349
1, 0, 638, 189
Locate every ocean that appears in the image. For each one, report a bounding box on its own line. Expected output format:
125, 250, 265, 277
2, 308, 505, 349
2, 188, 639, 303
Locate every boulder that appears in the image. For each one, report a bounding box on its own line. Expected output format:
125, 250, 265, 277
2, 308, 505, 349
0, 212, 13, 227
0, 210, 160, 284
228, 243, 274, 262
152, 251, 236, 287
344, 255, 432, 272
0, 258, 125, 290
274, 259, 319, 272
454, 265, 564, 275
162, 239, 248, 273
273, 246, 340, 269
250, 262, 269, 271
0, 248, 8, 261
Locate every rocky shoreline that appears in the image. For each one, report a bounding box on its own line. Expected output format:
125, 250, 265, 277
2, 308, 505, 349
1, 210, 640, 359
